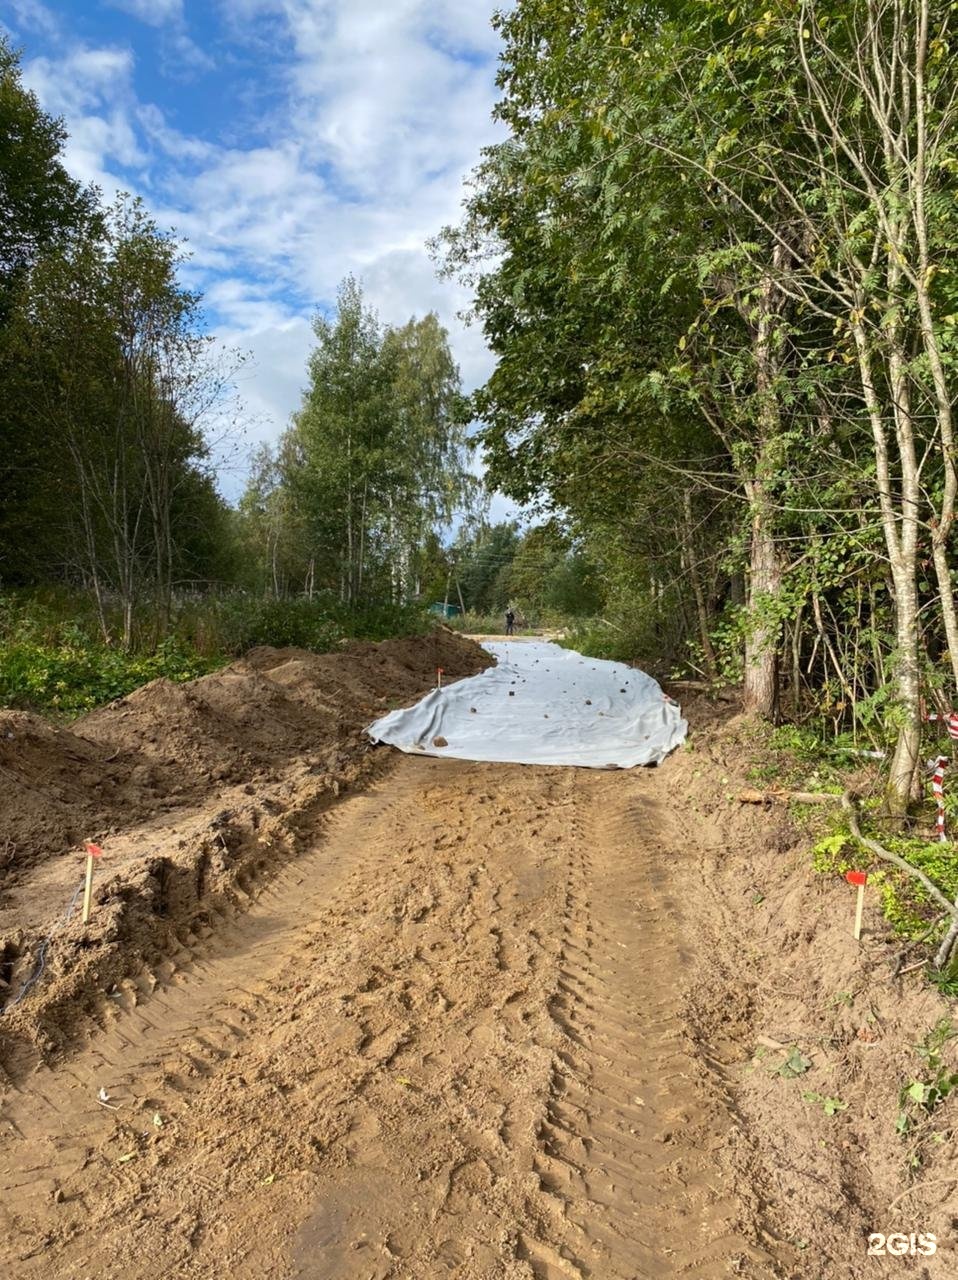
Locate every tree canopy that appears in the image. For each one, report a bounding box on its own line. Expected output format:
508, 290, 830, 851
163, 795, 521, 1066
441, 0, 958, 810
236, 279, 476, 604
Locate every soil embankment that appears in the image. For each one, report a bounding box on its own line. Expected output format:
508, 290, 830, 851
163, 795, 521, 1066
1, 648, 956, 1277
0, 628, 491, 1072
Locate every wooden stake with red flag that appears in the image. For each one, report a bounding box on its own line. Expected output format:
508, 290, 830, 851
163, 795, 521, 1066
845, 869, 867, 940
82, 842, 103, 925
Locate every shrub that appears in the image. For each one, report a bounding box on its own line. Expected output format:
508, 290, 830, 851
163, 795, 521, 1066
0, 637, 221, 715
0, 589, 431, 715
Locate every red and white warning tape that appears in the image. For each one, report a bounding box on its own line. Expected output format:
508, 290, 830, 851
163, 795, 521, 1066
926, 710, 958, 741
923, 709, 958, 842
930, 755, 950, 843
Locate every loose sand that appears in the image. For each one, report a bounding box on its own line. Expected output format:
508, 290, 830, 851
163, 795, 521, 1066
1, 638, 956, 1277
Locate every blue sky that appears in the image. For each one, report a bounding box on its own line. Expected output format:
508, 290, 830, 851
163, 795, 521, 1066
2, 0, 511, 509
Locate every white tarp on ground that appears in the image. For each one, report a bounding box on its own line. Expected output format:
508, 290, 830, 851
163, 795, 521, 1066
366, 640, 687, 768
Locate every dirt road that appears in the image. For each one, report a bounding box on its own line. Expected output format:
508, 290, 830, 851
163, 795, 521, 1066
0, 754, 772, 1279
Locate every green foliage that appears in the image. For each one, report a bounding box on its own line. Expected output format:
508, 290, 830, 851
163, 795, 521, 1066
559, 620, 628, 663
0, 589, 430, 715
444, 612, 510, 635
561, 577, 692, 668
811, 819, 958, 941
452, 522, 522, 615
897, 1020, 958, 1136
775, 1048, 811, 1079
929, 964, 958, 999
0, 637, 220, 716
811, 832, 853, 875
437, 0, 958, 801
802, 1091, 848, 1117
0, 36, 97, 302
708, 608, 747, 685
445, 520, 603, 622
769, 724, 834, 761
867, 833, 958, 940
204, 595, 430, 655
240, 279, 475, 604
2, 180, 236, 647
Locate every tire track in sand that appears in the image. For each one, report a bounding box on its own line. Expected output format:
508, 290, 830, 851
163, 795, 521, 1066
0, 758, 772, 1279
520, 775, 770, 1279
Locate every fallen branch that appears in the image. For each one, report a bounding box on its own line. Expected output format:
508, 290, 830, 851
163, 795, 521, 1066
840, 793, 958, 920
933, 900, 958, 973
737, 788, 843, 806
886, 1176, 958, 1212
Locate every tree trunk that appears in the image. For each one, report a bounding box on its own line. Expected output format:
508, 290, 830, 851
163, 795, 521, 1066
741, 248, 785, 719
743, 474, 782, 717
851, 313, 922, 815
357, 478, 368, 599
887, 560, 922, 810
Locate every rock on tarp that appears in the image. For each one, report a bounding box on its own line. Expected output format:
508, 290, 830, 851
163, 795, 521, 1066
366, 640, 687, 768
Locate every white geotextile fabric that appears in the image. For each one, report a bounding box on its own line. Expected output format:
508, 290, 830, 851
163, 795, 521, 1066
366, 640, 687, 769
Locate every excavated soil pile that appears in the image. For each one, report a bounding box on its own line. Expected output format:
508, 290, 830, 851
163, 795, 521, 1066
0, 667, 956, 1277
0, 628, 490, 1071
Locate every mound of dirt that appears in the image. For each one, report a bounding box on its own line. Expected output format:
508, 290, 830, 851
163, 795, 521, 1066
0, 628, 491, 1069
0, 712, 149, 880
2, 628, 491, 881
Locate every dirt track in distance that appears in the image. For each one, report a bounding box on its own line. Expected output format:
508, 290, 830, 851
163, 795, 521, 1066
0, 753, 773, 1279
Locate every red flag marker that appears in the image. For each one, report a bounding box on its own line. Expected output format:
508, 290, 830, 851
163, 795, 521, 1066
82, 842, 103, 925
437, 667, 444, 690
845, 869, 867, 940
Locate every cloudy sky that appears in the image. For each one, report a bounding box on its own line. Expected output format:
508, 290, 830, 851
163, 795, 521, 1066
3, 0, 512, 511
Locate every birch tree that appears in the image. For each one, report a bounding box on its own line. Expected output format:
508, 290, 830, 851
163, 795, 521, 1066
264, 280, 474, 603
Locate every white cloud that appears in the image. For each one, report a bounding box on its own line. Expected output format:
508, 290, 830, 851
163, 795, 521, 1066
22, 45, 135, 114
19, 1, 507, 505
3, 0, 60, 40
109, 0, 184, 27
251, 0, 502, 204
166, 30, 215, 75
136, 102, 215, 163
21, 45, 148, 187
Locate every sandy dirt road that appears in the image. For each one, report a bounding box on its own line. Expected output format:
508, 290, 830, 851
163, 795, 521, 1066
0, 754, 772, 1279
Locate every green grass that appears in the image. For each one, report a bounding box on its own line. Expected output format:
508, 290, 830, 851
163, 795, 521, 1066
748, 718, 958, 949
0, 588, 431, 716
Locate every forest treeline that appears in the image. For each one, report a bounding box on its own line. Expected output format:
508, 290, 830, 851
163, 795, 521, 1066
0, 35, 597, 711
12, 0, 958, 818
240, 274, 602, 622
440, 0, 958, 812
1, 36, 237, 647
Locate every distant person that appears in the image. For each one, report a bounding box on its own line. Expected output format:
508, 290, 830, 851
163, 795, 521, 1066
505, 608, 515, 636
